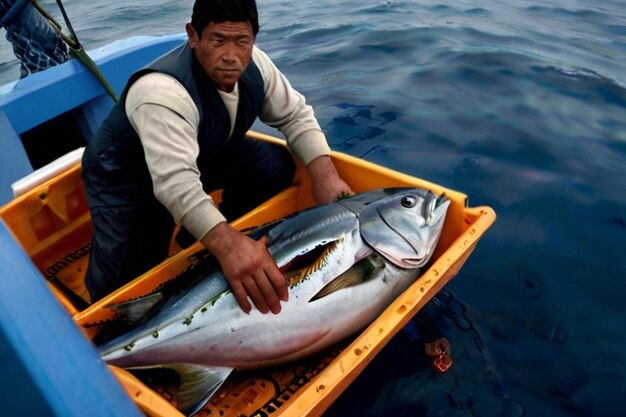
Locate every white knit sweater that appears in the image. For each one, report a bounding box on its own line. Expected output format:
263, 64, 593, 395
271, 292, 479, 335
124, 46, 330, 241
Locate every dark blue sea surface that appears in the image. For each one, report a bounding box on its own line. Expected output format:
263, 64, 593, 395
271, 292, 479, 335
2, 1, 625, 416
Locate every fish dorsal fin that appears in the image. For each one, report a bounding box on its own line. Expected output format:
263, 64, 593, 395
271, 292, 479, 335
311, 254, 385, 302
107, 293, 164, 326
165, 364, 233, 416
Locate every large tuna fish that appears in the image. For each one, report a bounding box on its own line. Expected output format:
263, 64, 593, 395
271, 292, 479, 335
99, 187, 450, 415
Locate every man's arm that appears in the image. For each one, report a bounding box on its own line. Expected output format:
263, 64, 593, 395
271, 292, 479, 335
253, 47, 331, 166
253, 48, 353, 202
126, 73, 226, 238
306, 155, 353, 204
127, 73, 286, 315
200, 222, 288, 314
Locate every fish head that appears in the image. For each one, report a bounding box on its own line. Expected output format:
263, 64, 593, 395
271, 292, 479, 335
347, 187, 450, 269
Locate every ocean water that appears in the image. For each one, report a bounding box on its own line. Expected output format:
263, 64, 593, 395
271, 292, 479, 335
2, 1, 626, 416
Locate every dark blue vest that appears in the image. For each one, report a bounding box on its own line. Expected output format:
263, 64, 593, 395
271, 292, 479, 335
84, 43, 265, 199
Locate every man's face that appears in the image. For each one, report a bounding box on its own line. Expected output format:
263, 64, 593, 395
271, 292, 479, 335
186, 21, 255, 92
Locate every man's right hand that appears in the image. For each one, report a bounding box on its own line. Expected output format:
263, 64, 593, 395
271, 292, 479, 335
200, 222, 288, 314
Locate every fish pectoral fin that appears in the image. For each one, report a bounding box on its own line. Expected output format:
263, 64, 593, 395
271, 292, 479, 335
310, 254, 385, 302
106, 292, 164, 325
165, 363, 233, 416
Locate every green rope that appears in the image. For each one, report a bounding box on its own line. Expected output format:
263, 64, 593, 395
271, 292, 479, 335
29, 0, 119, 102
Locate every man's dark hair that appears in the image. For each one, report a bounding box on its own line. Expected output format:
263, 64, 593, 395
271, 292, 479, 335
191, 0, 259, 36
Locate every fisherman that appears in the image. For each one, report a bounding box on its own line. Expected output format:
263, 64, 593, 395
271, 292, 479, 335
81, 0, 352, 312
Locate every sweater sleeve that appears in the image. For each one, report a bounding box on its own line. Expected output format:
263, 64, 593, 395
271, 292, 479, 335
253, 47, 331, 166
125, 72, 227, 240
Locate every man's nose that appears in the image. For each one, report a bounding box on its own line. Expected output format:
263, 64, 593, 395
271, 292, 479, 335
221, 43, 237, 62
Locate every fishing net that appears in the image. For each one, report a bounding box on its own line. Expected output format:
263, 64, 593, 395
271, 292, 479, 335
1, 0, 68, 78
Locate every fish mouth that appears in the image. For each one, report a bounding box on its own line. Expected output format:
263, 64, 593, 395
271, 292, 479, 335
400, 257, 425, 268
435, 193, 448, 208
424, 193, 449, 224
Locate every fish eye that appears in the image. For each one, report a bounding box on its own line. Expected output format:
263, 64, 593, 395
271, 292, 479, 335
401, 196, 417, 208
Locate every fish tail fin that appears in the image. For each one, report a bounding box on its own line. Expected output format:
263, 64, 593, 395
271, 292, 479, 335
166, 364, 233, 416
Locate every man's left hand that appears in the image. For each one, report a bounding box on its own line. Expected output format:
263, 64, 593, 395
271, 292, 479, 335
306, 155, 354, 204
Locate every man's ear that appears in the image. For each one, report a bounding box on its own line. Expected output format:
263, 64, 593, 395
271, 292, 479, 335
186, 23, 198, 48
